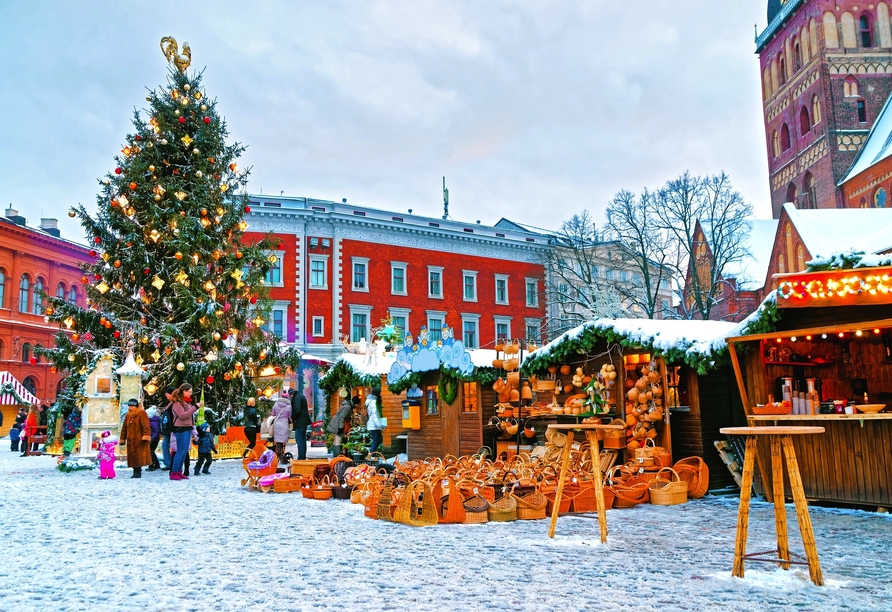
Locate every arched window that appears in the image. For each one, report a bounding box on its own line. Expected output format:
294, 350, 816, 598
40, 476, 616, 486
56, 282, 66, 299
876, 187, 888, 208
0, 269, 5, 309
861, 14, 873, 47
21, 343, 31, 363
797, 245, 806, 271
786, 183, 799, 205
779, 55, 787, 84
773, 131, 781, 157
68, 286, 78, 305
763, 66, 772, 99
781, 124, 792, 151
22, 376, 37, 397
793, 38, 802, 71
0, 339, 5, 360
32, 277, 44, 315
803, 172, 816, 209
800, 106, 811, 136
18, 275, 29, 313
860, 196, 869, 208
777, 253, 786, 274
812, 95, 822, 124
844, 76, 860, 97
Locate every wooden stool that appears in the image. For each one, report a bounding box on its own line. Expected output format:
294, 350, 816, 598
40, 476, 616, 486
546, 422, 625, 543
719, 426, 825, 586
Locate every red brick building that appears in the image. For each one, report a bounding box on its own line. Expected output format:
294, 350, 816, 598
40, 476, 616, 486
0, 208, 92, 433
758, 0, 892, 217
244, 196, 548, 362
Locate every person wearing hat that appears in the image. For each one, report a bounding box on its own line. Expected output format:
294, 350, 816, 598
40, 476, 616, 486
160, 386, 176, 470
325, 389, 354, 457
119, 398, 152, 478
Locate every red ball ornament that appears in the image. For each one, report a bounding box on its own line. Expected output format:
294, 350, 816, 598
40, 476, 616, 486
29, 357, 37, 365
113, 331, 121, 339
143, 268, 150, 275
249, 296, 257, 305
178, 116, 186, 124
89, 250, 97, 257
203, 117, 211, 124
129, 182, 137, 190
114, 168, 122, 175
135, 135, 142, 141
94, 236, 101, 244
206, 375, 215, 384
221, 332, 228, 340
244, 206, 251, 213
173, 169, 179, 174
275, 367, 281, 374
94, 274, 102, 281
80, 276, 89, 284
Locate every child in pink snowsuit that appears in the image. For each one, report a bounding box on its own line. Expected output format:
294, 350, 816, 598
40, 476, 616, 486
97, 430, 118, 479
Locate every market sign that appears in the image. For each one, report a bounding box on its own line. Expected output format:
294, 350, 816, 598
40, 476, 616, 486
775, 266, 892, 308
387, 325, 473, 385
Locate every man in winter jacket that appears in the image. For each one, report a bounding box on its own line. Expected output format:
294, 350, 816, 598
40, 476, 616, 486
290, 388, 311, 460
146, 406, 162, 471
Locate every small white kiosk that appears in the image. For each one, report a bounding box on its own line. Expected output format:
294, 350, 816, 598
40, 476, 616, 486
79, 350, 144, 455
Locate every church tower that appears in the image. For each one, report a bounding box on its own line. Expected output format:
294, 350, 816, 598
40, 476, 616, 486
758, 0, 892, 217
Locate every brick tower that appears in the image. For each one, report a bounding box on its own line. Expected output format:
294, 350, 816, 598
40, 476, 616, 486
758, 0, 892, 217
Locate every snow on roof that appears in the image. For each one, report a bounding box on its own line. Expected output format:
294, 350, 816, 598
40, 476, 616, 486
114, 351, 144, 376
321, 352, 395, 382
841, 92, 892, 185
720, 219, 779, 291
527, 317, 738, 373
784, 203, 892, 258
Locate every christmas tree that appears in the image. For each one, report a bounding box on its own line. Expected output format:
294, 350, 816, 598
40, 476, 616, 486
39, 38, 299, 427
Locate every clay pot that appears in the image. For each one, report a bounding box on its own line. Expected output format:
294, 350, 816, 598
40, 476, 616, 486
560, 365, 572, 376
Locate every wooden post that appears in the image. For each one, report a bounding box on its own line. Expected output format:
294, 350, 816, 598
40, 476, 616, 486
781, 435, 824, 586
548, 431, 575, 538
770, 436, 791, 570
732, 435, 758, 578
586, 431, 608, 543
727, 342, 750, 412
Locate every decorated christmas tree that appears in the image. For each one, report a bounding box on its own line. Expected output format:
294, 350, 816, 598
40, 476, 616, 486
39, 38, 299, 426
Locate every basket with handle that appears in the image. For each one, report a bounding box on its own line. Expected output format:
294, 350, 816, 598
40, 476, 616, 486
673, 456, 709, 499
488, 488, 518, 522
648, 467, 688, 506
331, 482, 355, 500
301, 477, 316, 499
461, 491, 490, 524
376, 477, 399, 522
432, 476, 466, 524
362, 480, 383, 519
393, 480, 439, 527
312, 475, 333, 500
538, 477, 572, 515
513, 485, 547, 520
610, 481, 649, 508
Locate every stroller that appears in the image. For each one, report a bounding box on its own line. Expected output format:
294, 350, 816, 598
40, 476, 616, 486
240, 445, 279, 490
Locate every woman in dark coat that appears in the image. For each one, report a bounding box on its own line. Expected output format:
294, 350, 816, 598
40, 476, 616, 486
290, 388, 311, 460
119, 399, 152, 478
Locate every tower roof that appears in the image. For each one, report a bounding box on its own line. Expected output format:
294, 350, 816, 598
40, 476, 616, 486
767, 0, 783, 23
757, 0, 805, 52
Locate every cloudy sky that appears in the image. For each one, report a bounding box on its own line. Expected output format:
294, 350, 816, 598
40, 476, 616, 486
0, 1, 770, 242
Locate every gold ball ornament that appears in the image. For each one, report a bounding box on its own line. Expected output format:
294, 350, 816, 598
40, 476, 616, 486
68, 354, 76, 362
195, 171, 202, 178
234, 362, 242, 370
161, 139, 168, 145
235, 251, 243, 259
141, 336, 149, 343
200, 104, 207, 111
174, 110, 180, 116
213, 332, 221, 341
175, 252, 183, 260
147, 142, 153, 148
184, 84, 191, 91
223, 372, 231, 381
154, 195, 161, 201
148, 165, 155, 172
176, 362, 185, 371
201, 208, 208, 216
193, 148, 200, 155
68, 210, 76, 218
216, 207, 225, 216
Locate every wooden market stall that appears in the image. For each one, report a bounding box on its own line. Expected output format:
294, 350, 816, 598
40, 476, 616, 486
726, 265, 892, 508
523, 318, 746, 490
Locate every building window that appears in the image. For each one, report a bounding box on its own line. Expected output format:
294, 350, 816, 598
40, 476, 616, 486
799, 106, 811, 136
68, 286, 78, 305
812, 95, 822, 124
388, 307, 411, 340
270, 309, 285, 337
428, 266, 443, 298
619, 270, 628, 282
525, 279, 538, 307
427, 311, 446, 337
772, 130, 781, 157
660, 300, 671, 315
22, 343, 31, 363
32, 278, 44, 315
494, 316, 511, 344
844, 76, 859, 97
495, 275, 509, 305
779, 55, 787, 84
463, 271, 477, 302
860, 14, 873, 47
462, 381, 479, 412
605, 269, 614, 280
352, 257, 369, 292
391, 262, 407, 295
22, 376, 37, 396
0, 270, 5, 309
797, 245, 806, 271
309, 256, 328, 289
352, 313, 368, 343
18, 275, 29, 313
778, 252, 786, 274
56, 282, 66, 300
264, 251, 284, 286
781, 123, 791, 150
875, 187, 887, 208
857, 99, 868, 123
312, 316, 324, 337
793, 39, 802, 71
462, 320, 478, 349
525, 320, 540, 343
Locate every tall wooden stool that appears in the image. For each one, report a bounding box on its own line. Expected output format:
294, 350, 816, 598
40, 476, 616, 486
719, 426, 825, 586
546, 422, 625, 543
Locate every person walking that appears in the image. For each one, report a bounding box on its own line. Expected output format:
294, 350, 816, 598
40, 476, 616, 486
243, 397, 260, 453
61, 408, 81, 457
119, 398, 152, 478
290, 388, 311, 461
159, 386, 176, 470
9, 423, 21, 452
146, 406, 161, 471
365, 387, 385, 455
270, 394, 292, 462
193, 422, 217, 475
326, 391, 353, 458
169, 383, 198, 481
20, 406, 39, 457
97, 430, 118, 479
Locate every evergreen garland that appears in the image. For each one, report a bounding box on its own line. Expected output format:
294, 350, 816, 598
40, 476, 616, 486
438, 368, 460, 405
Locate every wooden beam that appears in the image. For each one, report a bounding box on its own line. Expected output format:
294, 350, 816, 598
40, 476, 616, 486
725, 317, 892, 345
728, 342, 750, 415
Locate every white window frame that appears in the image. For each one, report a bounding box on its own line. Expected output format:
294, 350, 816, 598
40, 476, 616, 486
428, 266, 444, 299
308, 254, 329, 290
426, 310, 447, 337
388, 307, 411, 339
525, 318, 541, 343
351, 257, 370, 293
348, 304, 373, 343
265, 250, 285, 287
312, 316, 325, 337
462, 270, 478, 302
493, 315, 512, 345
460, 313, 481, 349
525, 278, 539, 307
391, 262, 408, 296
265, 300, 290, 338
494, 274, 509, 305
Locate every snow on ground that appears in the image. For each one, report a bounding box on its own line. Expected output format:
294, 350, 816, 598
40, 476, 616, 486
0, 447, 890, 612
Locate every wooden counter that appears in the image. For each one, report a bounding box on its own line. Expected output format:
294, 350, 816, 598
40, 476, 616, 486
747, 413, 892, 421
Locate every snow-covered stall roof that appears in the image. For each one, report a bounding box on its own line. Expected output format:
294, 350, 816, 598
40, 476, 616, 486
524, 318, 739, 374
784, 203, 892, 259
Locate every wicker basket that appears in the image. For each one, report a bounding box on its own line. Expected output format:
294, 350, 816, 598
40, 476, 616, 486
488, 492, 517, 522
312, 486, 332, 500
610, 482, 649, 508
462, 495, 490, 524
301, 479, 315, 499
673, 456, 709, 499
568, 481, 613, 513
273, 475, 306, 493
514, 490, 548, 520
752, 403, 792, 415
331, 483, 355, 500
290, 460, 327, 477
393, 481, 439, 527
648, 468, 688, 506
